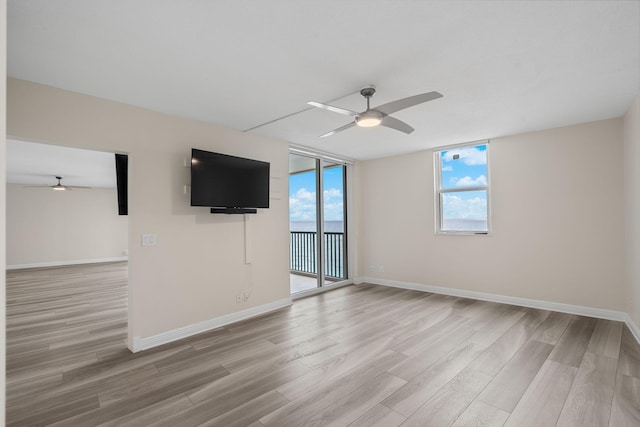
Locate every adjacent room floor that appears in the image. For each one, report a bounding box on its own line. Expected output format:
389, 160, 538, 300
6, 262, 640, 426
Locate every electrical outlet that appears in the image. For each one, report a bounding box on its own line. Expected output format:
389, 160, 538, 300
379, 265, 385, 273
236, 294, 242, 304
243, 291, 250, 302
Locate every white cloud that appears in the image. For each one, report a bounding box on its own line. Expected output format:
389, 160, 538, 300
323, 201, 344, 221
323, 188, 344, 221
295, 188, 315, 201
289, 187, 344, 221
442, 193, 487, 219
289, 188, 317, 221
324, 188, 342, 201
455, 174, 487, 187
441, 165, 453, 172
443, 147, 486, 165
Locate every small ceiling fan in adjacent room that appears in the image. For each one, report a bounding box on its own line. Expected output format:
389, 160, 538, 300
308, 87, 443, 137
25, 176, 92, 191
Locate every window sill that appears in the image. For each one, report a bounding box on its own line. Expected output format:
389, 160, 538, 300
435, 231, 492, 236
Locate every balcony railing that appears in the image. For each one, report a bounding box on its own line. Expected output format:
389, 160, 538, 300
290, 231, 345, 279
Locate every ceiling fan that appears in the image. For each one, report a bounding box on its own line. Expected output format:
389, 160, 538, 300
25, 176, 92, 191
308, 87, 443, 137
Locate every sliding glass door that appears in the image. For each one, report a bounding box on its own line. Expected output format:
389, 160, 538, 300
289, 153, 347, 294
289, 154, 318, 293
322, 161, 347, 283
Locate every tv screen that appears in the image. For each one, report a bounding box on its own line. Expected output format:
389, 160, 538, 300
190, 149, 270, 209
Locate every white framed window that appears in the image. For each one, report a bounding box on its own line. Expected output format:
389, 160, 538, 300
434, 141, 490, 234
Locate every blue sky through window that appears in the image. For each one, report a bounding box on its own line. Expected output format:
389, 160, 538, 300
440, 144, 487, 189
440, 144, 488, 226
289, 166, 344, 222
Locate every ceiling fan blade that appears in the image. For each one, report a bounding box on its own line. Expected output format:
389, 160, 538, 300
308, 101, 358, 117
66, 185, 92, 189
381, 115, 415, 134
320, 122, 356, 138
375, 91, 443, 115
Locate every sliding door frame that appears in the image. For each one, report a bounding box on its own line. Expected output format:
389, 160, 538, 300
289, 147, 353, 298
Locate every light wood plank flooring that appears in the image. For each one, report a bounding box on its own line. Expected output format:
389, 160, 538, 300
6, 262, 640, 426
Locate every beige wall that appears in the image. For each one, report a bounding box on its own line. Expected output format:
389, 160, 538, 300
357, 118, 626, 312
624, 95, 640, 326
6, 184, 128, 267
7, 78, 290, 346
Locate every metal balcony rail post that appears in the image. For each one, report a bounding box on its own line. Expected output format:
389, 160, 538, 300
290, 231, 344, 279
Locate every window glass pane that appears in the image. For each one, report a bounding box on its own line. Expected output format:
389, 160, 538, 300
441, 190, 488, 232
323, 163, 346, 281
323, 165, 344, 233
440, 144, 487, 189
289, 154, 317, 227
289, 154, 318, 293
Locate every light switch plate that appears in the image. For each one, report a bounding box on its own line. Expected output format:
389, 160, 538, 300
142, 233, 157, 246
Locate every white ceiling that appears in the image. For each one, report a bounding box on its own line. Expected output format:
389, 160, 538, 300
7, 1, 640, 160
6, 139, 117, 188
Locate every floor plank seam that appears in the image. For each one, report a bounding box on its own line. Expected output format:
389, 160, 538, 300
274, 389, 292, 403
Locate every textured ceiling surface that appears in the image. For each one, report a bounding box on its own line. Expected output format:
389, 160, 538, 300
8, 1, 640, 161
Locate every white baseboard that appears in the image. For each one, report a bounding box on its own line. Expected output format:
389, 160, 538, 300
355, 276, 640, 345
132, 297, 293, 352
7, 256, 129, 270
622, 313, 640, 344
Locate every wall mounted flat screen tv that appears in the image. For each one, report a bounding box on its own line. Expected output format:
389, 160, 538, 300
190, 149, 270, 212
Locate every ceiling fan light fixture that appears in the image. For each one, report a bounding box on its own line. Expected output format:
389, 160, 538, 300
52, 177, 66, 190
355, 116, 382, 127
355, 110, 383, 128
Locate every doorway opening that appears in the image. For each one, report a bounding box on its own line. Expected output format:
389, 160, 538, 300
5, 138, 131, 349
